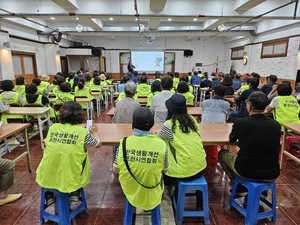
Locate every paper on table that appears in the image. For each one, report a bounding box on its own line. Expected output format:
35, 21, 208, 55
86, 120, 93, 129
0, 121, 3, 127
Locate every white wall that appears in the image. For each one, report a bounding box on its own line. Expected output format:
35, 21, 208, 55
225, 35, 300, 80
0, 31, 14, 80
81, 36, 226, 74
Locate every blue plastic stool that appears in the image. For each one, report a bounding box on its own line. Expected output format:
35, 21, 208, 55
123, 199, 161, 225
228, 177, 276, 225
39, 188, 88, 225
172, 176, 210, 225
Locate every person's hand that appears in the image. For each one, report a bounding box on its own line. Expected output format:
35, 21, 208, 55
272, 84, 278, 91
89, 125, 98, 134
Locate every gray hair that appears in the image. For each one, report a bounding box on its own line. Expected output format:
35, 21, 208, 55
124, 82, 136, 95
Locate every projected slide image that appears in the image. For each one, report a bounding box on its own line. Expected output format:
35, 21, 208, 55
131, 51, 165, 72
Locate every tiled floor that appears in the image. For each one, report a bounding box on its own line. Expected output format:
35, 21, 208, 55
1, 104, 300, 225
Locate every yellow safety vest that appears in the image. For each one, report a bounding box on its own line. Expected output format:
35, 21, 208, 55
165, 117, 206, 178
36, 123, 89, 193
179, 92, 194, 105
117, 134, 166, 210
274, 96, 300, 125
137, 83, 151, 97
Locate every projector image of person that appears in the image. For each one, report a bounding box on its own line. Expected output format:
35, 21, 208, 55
155, 57, 162, 67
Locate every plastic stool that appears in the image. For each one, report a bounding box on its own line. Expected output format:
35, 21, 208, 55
123, 199, 161, 225
39, 188, 88, 225
228, 177, 276, 225
282, 136, 300, 163
173, 176, 210, 225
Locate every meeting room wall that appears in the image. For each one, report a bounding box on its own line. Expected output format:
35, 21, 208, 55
80, 36, 226, 75
224, 34, 300, 80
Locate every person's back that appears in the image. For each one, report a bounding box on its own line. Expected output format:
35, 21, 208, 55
0, 80, 24, 106
13, 76, 26, 99
191, 71, 201, 85
157, 94, 206, 180
113, 83, 140, 123
177, 81, 194, 105
136, 76, 151, 97
130, 71, 139, 84
147, 80, 161, 107
201, 84, 230, 123
265, 83, 300, 125
150, 77, 173, 123
231, 96, 281, 180
261, 75, 277, 95
232, 74, 242, 91
25, 83, 49, 106
200, 77, 211, 88
54, 82, 75, 104
113, 108, 167, 210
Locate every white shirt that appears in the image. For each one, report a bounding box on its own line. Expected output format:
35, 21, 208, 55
150, 90, 173, 124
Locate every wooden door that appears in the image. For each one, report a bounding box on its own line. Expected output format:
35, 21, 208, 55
60, 56, 68, 77
12, 52, 37, 84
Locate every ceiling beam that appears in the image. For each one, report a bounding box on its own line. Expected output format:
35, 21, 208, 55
79, 17, 103, 31
235, 0, 266, 14
148, 18, 161, 30
149, 0, 167, 14
51, 0, 78, 12
203, 18, 229, 30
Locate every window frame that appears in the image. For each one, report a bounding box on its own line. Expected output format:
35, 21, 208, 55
231, 46, 245, 60
261, 38, 289, 58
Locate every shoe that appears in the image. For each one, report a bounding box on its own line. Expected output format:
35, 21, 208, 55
230, 183, 248, 197
19, 141, 25, 147
0, 194, 22, 205
45, 192, 56, 206
70, 191, 80, 202
260, 190, 268, 199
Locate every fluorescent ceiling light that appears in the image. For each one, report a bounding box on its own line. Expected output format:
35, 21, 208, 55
109, 18, 113, 20
193, 18, 197, 21
76, 17, 79, 20
168, 18, 172, 21
50, 17, 55, 20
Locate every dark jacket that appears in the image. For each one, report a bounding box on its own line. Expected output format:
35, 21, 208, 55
234, 87, 260, 118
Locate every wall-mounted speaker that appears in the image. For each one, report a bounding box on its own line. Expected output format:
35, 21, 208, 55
184, 49, 193, 57
92, 48, 102, 56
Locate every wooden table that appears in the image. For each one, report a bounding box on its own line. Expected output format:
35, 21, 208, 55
50, 98, 94, 120
96, 123, 233, 146
5, 107, 51, 149
280, 123, 300, 169
0, 123, 31, 171
106, 107, 202, 120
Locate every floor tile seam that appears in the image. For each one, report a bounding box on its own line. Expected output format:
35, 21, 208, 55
276, 205, 298, 225
12, 186, 40, 225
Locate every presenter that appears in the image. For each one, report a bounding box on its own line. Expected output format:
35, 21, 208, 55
127, 60, 135, 74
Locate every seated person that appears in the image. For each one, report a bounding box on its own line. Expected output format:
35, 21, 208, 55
54, 82, 75, 104
130, 71, 139, 84
219, 92, 281, 196
177, 81, 194, 105
113, 107, 168, 211
118, 75, 130, 93
230, 78, 260, 123
173, 72, 180, 89
209, 77, 221, 91
201, 84, 230, 124
200, 76, 211, 88
136, 76, 151, 97
36, 101, 102, 204
25, 83, 49, 106
0, 80, 25, 127
52, 76, 66, 95
113, 83, 140, 123
157, 94, 207, 193
147, 80, 161, 107
180, 75, 193, 93
221, 74, 234, 96
265, 83, 300, 125
191, 71, 201, 86
232, 74, 241, 91
261, 74, 278, 95
40, 75, 51, 94
32, 78, 47, 96
0, 158, 22, 205
150, 77, 174, 123
0, 101, 22, 206
13, 76, 26, 99
74, 78, 93, 109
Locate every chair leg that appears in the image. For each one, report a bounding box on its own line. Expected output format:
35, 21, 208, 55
123, 199, 134, 225
151, 205, 161, 225
39, 189, 46, 224
175, 185, 186, 225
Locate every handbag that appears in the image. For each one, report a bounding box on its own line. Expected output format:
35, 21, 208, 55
122, 137, 162, 189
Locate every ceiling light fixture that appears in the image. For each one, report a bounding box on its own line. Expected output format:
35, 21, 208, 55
50, 17, 55, 20
135, 18, 138, 21
168, 18, 172, 21
109, 18, 113, 20
76, 17, 79, 20
193, 18, 197, 21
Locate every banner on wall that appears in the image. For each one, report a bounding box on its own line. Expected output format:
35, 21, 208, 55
120, 52, 130, 64
164, 53, 175, 64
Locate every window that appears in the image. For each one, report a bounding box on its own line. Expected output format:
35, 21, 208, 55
261, 38, 288, 58
231, 47, 244, 60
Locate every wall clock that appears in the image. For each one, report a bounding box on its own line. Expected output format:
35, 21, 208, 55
243, 56, 248, 65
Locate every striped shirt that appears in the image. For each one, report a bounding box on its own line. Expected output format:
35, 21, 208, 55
84, 131, 100, 147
